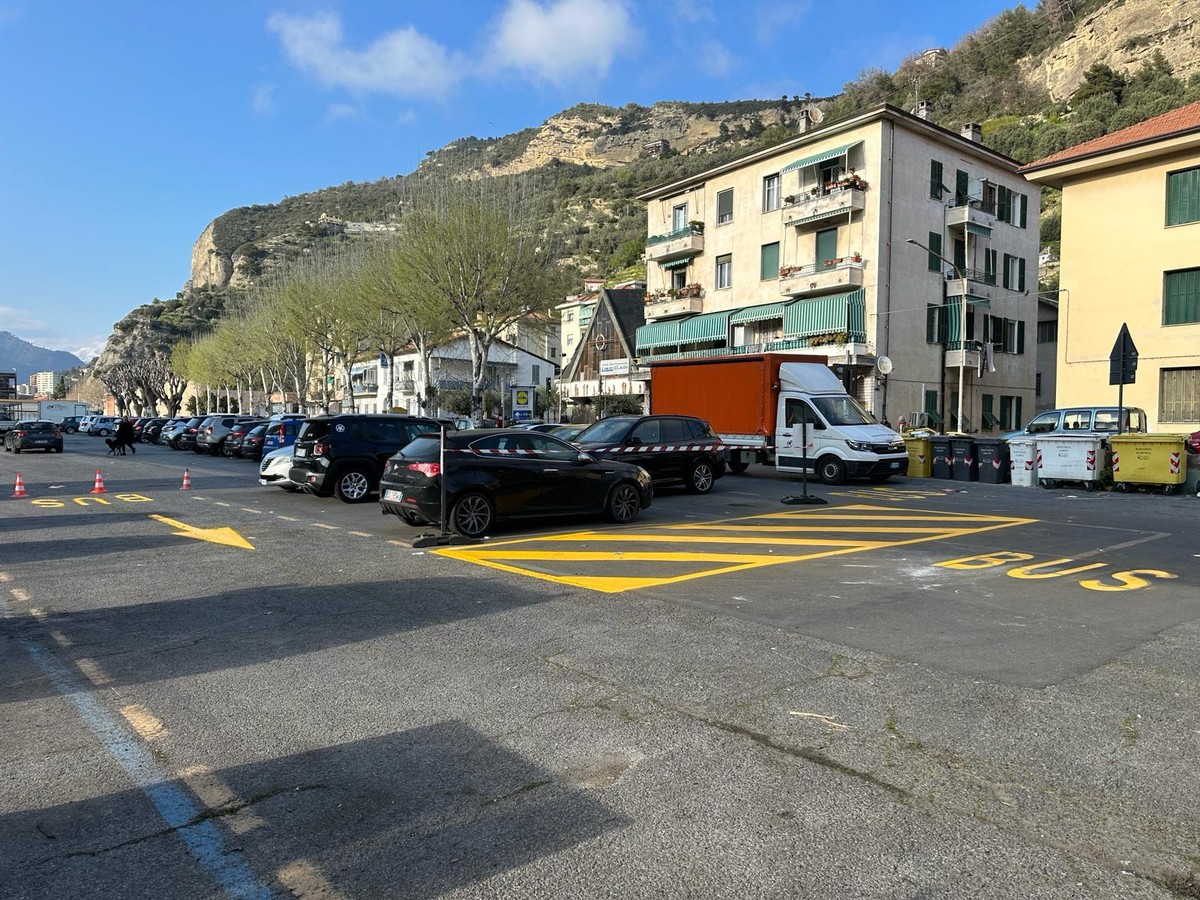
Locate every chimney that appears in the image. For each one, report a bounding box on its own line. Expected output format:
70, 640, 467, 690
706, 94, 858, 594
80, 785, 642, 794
798, 108, 813, 133
916, 99, 933, 121
961, 123, 982, 143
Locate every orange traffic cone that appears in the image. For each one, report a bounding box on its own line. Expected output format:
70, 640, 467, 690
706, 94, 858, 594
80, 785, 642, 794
180, 468, 192, 491
12, 473, 28, 498
90, 469, 107, 494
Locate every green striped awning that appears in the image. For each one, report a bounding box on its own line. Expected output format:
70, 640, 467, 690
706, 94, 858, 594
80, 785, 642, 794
783, 289, 866, 339
659, 257, 691, 270
677, 310, 732, 345
784, 205, 852, 227
730, 302, 787, 324
780, 141, 862, 174
635, 321, 681, 350
966, 222, 992, 237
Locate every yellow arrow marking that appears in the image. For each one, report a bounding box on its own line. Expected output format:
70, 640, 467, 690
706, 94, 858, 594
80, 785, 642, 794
149, 514, 255, 551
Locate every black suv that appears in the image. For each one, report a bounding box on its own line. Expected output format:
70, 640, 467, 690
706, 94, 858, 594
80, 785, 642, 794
572, 414, 725, 494
289, 414, 440, 502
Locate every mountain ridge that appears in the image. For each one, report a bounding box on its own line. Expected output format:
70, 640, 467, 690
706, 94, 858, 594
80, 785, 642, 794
0, 331, 85, 384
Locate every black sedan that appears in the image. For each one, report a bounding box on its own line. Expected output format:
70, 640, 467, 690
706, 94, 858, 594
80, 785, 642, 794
4, 420, 63, 453
379, 428, 653, 538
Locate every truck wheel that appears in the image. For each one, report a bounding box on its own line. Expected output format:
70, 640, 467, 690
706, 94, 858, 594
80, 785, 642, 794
686, 460, 716, 494
816, 456, 846, 485
728, 459, 749, 474
334, 466, 373, 503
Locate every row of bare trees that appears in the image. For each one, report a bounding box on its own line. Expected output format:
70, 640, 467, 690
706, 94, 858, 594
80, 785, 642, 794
164, 174, 568, 421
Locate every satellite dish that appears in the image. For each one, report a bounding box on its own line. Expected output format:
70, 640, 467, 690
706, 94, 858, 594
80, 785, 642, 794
805, 105, 824, 124
876, 356, 894, 375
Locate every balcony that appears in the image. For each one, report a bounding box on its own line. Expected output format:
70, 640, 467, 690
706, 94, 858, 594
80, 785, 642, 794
946, 269, 997, 307
783, 186, 865, 229
946, 346, 982, 371
644, 284, 705, 321
645, 224, 704, 263
779, 257, 864, 297
945, 199, 995, 236
350, 380, 380, 396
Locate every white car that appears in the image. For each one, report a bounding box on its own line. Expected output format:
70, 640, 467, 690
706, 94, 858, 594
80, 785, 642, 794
85, 415, 119, 436
258, 446, 298, 490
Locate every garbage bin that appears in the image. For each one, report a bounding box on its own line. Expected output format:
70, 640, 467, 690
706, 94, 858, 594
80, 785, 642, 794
905, 436, 932, 478
1009, 438, 1037, 488
950, 436, 978, 482
1035, 434, 1109, 491
1185, 453, 1200, 496
930, 436, 952, 480
975, 437, 1010, 484
1109, 433, 1188, 494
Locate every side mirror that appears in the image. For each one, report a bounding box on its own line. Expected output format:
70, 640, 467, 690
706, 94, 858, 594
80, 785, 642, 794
576, 452, 594, 464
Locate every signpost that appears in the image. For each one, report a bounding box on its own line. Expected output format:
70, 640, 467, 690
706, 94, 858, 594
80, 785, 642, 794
1108, 323, 1138, 435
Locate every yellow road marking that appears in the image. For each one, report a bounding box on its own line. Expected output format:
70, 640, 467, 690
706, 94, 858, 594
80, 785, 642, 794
10, 588, 31, 603
178, 765, 265, 834
0, 572, 10, 582
75, 658, 111, 686
349, 531, 373, 538
277, 860, 349, 900
148, 514, 255, 551
50, 630, 73, 647
121, 704, 166, 741
28, 607, 47, 621
435, 503, 1036, 594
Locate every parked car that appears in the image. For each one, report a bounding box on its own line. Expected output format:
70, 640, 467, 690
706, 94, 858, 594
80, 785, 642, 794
156, 417, 191, 445
235, 424, 269, 460
0, 413, 16, 436
58, 415, 84, 435
4, 420, 63, 453
259, 446, 299, 490
167, 416, 206, 450
1001, 406, 1148, 440
85, 415, 119, 436
77, 415, 97, 433
571, 414, 726, 494
134, 417, 169, 442
220, 420, 268, 457
289, 413, 440, 502
1188, 429, 1200, 455
261, 417, 304, 455
551, 424, 587, 441
194, 415, 259, 455
379, 428, 653, 537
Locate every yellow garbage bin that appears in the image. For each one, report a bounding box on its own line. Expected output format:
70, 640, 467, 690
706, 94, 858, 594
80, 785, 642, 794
905, 436, 932, 478
1109, 434, 1188, 494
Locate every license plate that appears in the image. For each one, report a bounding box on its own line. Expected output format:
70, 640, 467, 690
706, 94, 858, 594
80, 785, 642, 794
32, 439, 48, 444
294, 447, 307, 457
890, 461, 900, 469
383, 489, 403, 502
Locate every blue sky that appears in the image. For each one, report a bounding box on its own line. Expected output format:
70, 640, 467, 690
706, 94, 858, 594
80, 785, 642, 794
0, 0, 1018, 360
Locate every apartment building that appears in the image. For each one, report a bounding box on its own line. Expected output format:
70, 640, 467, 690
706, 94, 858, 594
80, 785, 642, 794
30, 370, 57, 395
635, 103, 1040, 433
1021, 100, 1200, 431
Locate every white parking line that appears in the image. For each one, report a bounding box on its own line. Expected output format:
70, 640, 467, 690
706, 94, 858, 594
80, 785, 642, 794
240, 508, 264, 514
349, 531, 373, 538
312, 523, 339, 530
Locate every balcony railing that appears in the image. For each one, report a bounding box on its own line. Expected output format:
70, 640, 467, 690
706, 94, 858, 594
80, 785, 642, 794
945, 198, 996, 233
783, 186, 865, 229
644, 294, 705, 320
645, 225, 705, 263
779, 257, 864, 297
945, 269, 997, 306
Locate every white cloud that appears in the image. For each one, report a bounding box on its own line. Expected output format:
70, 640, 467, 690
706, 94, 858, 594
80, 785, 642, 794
251, 83, 276, 115
0, 306, 44, 333
484, 0, 637, 87
754, 2, 811, 45
670, 0, 714, 24
267, 11, 463, 100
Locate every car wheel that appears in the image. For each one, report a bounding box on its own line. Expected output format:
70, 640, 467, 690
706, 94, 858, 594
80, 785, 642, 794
65, 427, 77, 435
728, 459, 749, 474
14, 446, 21, 454
333, 466, 373, 503
98, 428, 110, 436
817, 455, 847, 485
450, 491, 494, 538
685, 459, 716, 494
606, 483, 642, 523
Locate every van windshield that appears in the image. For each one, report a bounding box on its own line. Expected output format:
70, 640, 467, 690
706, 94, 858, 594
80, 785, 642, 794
812, 396, 874, 426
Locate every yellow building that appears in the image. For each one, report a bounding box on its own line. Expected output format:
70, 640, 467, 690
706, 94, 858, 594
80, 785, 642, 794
636, 103, 1040, 433
1022, 101, 1200, 431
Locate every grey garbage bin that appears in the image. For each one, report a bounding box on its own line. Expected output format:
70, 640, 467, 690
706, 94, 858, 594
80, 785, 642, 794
930, 436, 952, 479
951, 437, 978, 482
975, 438, 1010, 484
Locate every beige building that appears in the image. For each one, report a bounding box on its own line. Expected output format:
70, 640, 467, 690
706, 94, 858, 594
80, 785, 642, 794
30, 370, 57, 395
1022, 101, 1200, 431
636, 103, 1041, 433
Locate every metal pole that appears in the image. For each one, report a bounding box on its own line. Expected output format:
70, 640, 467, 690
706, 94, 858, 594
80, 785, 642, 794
957, 228, 969, 433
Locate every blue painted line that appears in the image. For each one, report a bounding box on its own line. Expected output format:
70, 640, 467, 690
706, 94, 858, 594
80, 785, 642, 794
16, 633, 275, 899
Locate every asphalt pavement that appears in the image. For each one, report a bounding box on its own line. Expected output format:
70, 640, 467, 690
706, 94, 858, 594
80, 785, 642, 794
2, 433, 1198, 899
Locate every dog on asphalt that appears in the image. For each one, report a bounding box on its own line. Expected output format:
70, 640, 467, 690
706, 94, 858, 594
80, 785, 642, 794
105, 438, 125, 456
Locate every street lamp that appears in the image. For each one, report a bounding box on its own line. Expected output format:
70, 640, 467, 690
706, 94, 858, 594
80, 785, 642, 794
906, 237, 969, 433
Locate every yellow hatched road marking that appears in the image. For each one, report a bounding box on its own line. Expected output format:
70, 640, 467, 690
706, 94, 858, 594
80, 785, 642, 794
75, 658, 111, 685
121, 704, 167, 741
277, 859, 349, 900
178, 765, 265, 834
434, 503, 1035, 593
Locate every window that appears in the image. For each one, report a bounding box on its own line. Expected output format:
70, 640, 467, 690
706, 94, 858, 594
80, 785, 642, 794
816, 228, 838, 268
672, 203, 688, 232
955, 170, 970, 206
763, 174, 781, 212
926, 232, 943, 272
564, 310, 574, 322
671, 268, 687, 291
985, 316, 1025, 354
717, 188, 733, 224
716, 254, 732, 289
532, 365, 540, 385
997, 185, 1012, 223
1167, 166, 1200, 226
760, 242, 780, 281
984, 248, 997, 285
1018, 193, 1028, 228
1035, 373, 1042, 397
1003, 254, 1026, 292
1164, 267, 1200, 324
982, 394, 998, 429
1037, 321, 1058, 343
1160, 367, 1200, 422
930, 160, 945, 199
926, 304, 945, 343
999, 395, 1015, 431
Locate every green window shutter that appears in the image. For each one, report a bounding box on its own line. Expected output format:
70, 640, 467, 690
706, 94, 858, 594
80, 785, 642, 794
1167, 167, 1200, 226
760, 242, 780, 280
984, 248, 997, 284
953, 238, 966, 273
966, 309, 976, 340
955, 170, 969, 205
1165, 268, 1200, 324
1015, 395, 1022, 429
1017, 320, 1026, 354
926, 305, 939, 342
927, 232, 942, 272
816, 228, 838, 266
1018, 257, 1026, 292
997, 186, 1010, 223
938, 303, 949, 342
1018, 193, 1028, 228
930, 160, 944, 199
1002, 253, 1012, 289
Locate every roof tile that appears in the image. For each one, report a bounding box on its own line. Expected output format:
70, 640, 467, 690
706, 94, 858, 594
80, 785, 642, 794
1020, 100, 1200, 171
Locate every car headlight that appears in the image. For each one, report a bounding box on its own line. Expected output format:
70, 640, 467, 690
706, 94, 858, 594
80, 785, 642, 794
846, 440, 873, 452
637, 467, 652, 484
